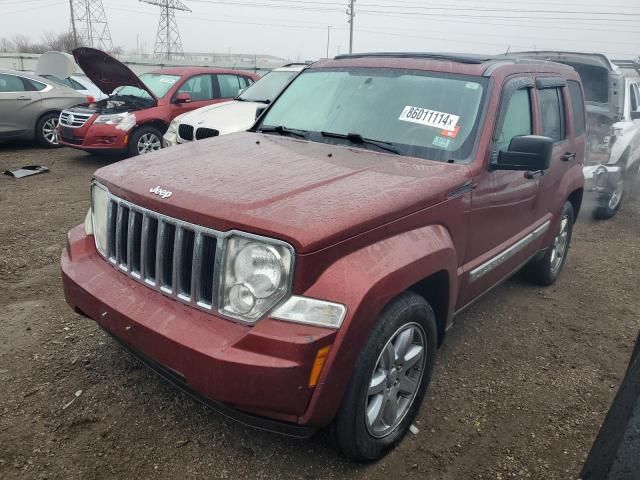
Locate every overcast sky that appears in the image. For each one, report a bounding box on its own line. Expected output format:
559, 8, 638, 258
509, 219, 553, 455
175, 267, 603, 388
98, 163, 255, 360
1, 0, 639, 61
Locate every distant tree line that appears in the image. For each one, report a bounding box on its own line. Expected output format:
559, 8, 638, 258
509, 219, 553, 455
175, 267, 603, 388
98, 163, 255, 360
0, 32, 124, 55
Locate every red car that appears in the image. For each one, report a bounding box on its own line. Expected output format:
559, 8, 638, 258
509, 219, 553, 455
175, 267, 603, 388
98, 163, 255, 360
62, 53, 585, 460
57, 47, 258, 156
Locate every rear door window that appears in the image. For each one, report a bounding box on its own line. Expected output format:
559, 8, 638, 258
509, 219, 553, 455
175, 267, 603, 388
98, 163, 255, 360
0, 74, 26, 92
568, 81, 586, 136
217, 74, 243, 98
496, 89, 532, 151
538, 87, 566, 142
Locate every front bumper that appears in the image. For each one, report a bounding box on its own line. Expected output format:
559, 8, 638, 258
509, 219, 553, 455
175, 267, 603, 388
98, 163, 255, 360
61, 225, 336, 434
58, 123, 129, 152
583, 164, 623, 206
162, 131, 177, 148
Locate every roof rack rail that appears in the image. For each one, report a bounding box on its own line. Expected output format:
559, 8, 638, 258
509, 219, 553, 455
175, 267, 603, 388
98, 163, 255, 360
612, 59, 640, 76
333, 52, 497, 65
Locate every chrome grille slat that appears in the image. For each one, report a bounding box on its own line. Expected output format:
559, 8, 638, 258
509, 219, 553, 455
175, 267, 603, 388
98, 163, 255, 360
101, 193, 222, 314
127, 209, 135, 275
191, 232, 203, 307
173, 226, 185, 300
140, 214, 150, 281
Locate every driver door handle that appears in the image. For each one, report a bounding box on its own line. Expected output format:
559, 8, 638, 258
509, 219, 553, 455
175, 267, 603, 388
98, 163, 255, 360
562, 152, 576, 162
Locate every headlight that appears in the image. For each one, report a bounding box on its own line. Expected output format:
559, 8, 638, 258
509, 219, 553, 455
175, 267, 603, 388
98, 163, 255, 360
220, 235, 293, 323
167, 118, 180, 134
91, 182, 109, 256
94, 112, 136, 131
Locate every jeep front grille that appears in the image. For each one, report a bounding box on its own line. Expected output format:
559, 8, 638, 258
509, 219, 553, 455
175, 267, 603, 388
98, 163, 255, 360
195, 127, 219, 140
178, 124, 194, 141
104, 195, 220, 311
59, 110, 93, 128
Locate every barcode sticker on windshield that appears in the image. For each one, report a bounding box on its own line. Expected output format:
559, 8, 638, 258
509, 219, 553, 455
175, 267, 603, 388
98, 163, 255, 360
399, 106, 460, 132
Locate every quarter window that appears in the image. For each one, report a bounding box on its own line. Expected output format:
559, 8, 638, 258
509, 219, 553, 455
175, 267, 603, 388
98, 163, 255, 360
496, 89, 532, 151
0, 74, 26, 92
630, 83, 640, 112
568, 81, 586, 136
538, 87, 566, 142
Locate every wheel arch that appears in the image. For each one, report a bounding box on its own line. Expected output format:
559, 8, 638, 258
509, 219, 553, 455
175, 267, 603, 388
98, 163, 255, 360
298, 224, 458, 427
567, 188, 584, 222
409, 270, 449, 347
34, 109, 61, 132
137, 118, 168, 135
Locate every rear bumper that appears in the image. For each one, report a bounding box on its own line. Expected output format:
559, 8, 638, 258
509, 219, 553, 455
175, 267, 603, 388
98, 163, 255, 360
61, 225, 336, 432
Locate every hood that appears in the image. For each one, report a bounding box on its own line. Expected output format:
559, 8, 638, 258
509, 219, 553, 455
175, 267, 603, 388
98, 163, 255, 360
72, 47, 157, 99
181, 100, 260, 135
94, 132, 470, 253
36, 51, 78, 78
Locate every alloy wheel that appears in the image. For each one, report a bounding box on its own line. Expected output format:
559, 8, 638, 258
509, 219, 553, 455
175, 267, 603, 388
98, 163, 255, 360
365, 322, 426, 438
137, 133, 162, 154
43, 117, 59, 145
550, 214, 570, 275
608, 180, 624, 211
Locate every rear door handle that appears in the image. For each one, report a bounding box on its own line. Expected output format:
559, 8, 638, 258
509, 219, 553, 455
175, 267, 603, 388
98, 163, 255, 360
562, 152, 576, 161
16, 96, 31, 101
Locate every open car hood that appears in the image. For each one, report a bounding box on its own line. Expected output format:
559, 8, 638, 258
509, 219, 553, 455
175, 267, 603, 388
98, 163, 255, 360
35, 51, 78, 78
72, 47, 157, 99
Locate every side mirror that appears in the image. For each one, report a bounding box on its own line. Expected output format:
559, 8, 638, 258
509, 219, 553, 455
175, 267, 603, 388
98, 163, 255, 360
174, 92, 192, 104
631, 111, 640, 120
494, 135, 554, 172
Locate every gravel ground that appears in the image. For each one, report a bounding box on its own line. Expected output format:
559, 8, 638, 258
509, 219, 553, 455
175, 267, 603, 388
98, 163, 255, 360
1, 141, 639, 479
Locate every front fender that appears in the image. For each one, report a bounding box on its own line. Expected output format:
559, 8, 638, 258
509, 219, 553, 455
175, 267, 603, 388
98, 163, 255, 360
298, 224, 457, 427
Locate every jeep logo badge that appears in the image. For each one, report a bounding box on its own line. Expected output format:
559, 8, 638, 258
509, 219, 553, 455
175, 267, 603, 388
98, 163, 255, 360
149, 186, 172, 199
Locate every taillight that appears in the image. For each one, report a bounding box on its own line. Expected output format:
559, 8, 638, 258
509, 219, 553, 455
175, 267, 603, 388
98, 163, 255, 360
86, 95, 96, 104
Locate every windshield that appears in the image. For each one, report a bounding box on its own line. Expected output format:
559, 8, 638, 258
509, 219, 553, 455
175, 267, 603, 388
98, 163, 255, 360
258, 68, 488, 162
113, 73, 180, 98
239, 70, 298, 102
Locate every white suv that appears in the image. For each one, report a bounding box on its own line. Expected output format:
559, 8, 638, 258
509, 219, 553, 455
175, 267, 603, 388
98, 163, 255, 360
163, 63, 307, 147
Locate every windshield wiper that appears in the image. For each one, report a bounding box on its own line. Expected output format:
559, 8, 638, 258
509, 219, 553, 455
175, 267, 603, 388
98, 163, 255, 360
260, 125, 309, 138
320, 131, 400, 155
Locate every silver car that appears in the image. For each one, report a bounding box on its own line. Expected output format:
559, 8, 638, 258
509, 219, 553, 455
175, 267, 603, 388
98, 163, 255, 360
0, 68, 87, 147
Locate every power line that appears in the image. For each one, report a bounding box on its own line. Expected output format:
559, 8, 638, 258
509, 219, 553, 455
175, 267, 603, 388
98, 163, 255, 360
358, 1, 640, 17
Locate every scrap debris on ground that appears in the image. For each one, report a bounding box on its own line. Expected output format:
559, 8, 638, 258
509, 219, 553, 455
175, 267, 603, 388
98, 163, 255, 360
0, 141, 639, 479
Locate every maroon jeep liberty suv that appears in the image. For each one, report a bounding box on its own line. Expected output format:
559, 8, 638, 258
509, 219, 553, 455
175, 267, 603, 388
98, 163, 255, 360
62, 53, 585, 460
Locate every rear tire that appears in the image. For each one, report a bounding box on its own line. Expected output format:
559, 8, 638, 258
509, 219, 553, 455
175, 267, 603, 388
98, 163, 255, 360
128, 126, 163, 157
35, 112, 61, 148
330, 292, 437, 461
523, 201, 574, 286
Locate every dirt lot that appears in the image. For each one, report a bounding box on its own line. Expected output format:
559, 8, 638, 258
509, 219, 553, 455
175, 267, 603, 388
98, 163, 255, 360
1, 141, 639, 480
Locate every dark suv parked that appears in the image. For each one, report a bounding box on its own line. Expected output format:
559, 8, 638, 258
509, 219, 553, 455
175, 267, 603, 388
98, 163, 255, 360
62, 53, 585, 460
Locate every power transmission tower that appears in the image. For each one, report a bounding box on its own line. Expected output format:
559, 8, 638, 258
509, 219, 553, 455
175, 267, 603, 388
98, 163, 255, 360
69, 0, 114, 51
347, 0, 355, 54
140, 0, 191, 61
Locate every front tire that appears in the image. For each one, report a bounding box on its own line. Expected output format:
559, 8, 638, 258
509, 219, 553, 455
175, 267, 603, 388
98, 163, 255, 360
35, 112, 61, 148
523, 201, 574, 286
128, 126, 163, 157
330, 292, 437, 461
